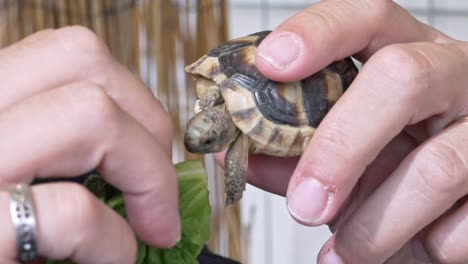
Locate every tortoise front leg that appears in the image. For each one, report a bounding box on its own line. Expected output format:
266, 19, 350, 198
224, 133, 250, 206
198, 85, 223, 110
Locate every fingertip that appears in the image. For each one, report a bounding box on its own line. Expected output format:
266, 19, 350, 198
124, 190, 181, 248
318, 236, 344, 264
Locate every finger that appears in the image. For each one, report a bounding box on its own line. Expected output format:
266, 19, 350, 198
0, 82, 179, 247
320, 120, 468, 263
286, 42, 468, 226
424, 196, 468, 263
255, 0, 449, 82
0, 183, 137, 264
328, 131, 418, 232
0, 26, 172, 154
214, 152, 298, 196
384, 239, 434, 264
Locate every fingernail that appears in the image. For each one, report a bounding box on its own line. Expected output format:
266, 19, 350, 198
287, 177, 328, 224
257, 32, 302, 70
321, 248, 344, 264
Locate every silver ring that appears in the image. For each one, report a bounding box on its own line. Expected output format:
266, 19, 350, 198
9, 184, 38, 262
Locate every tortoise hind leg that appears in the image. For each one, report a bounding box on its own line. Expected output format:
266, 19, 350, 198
224, 133, 250, 206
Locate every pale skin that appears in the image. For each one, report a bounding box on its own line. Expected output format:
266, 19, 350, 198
3, 2, 468, 264
0, 26, 179, 263
213, 0, 468, 263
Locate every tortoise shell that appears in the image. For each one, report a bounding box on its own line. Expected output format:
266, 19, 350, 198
186, 31, 358, 156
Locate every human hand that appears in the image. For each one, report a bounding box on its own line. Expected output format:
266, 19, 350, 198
0, 26, 179, 263
241, 1, 468, 263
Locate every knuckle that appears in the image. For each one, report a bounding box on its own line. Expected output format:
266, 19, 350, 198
372, 44, 433, 101
55, 83, 123, 149
424, 237, 459, 264
366, 0, 396, 18
21, 28, 56, 43
301, 120, 359, 184
297, 120, 362, 184
413, 141, 468, 197
59, 183, 101, 243
48, 183, 137, 263
350, 0, 392, 21
68, 83, 121, 129
336, 220, 380, 262
315, 120, 356, 162
301, 8, 339, 35
52, 26, 111, 67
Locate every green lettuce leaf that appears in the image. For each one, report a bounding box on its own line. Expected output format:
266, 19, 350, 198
48, 160, 211, 264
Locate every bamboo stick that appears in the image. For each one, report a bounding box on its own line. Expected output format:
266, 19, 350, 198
104, 0, 118, 56
69, 0, 81, 25
43, 0, 55, 29
130, 0, 140, 72
0, 0, 7, 47
116, 0, 133, 68
154, 0, 168, 102
20, 0, 34, 37
220, 0, 229, 43
76, 0, 88, 27
16, 0, 26, 39
32, 0, 45, 31
141, 0, 153, 87
56, 0, 68, 27
6, 0, 19, 43
90, 0, 106, 41
170, 1, 183, 156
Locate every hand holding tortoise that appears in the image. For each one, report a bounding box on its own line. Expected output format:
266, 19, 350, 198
185, 1, 468, 263
184, 31, 357, 205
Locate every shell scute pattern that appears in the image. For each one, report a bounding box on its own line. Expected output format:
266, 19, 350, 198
301, 71, 334, 127
218, 45, 261, 82
253, 80, 308, 126
326, 58, 358, 88
224, 72, 257, 91
186, 56, 223, 81
230, 107, 258, 122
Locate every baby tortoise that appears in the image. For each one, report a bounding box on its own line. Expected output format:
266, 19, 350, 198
184, 31, 358, 205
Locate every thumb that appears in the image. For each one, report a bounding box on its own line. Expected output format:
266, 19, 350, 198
255, 0, 437, 82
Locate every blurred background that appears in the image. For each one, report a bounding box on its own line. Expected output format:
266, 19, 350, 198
1, 1, 468, 263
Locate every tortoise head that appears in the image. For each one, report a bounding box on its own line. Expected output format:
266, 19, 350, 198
185, 106, 239, 153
